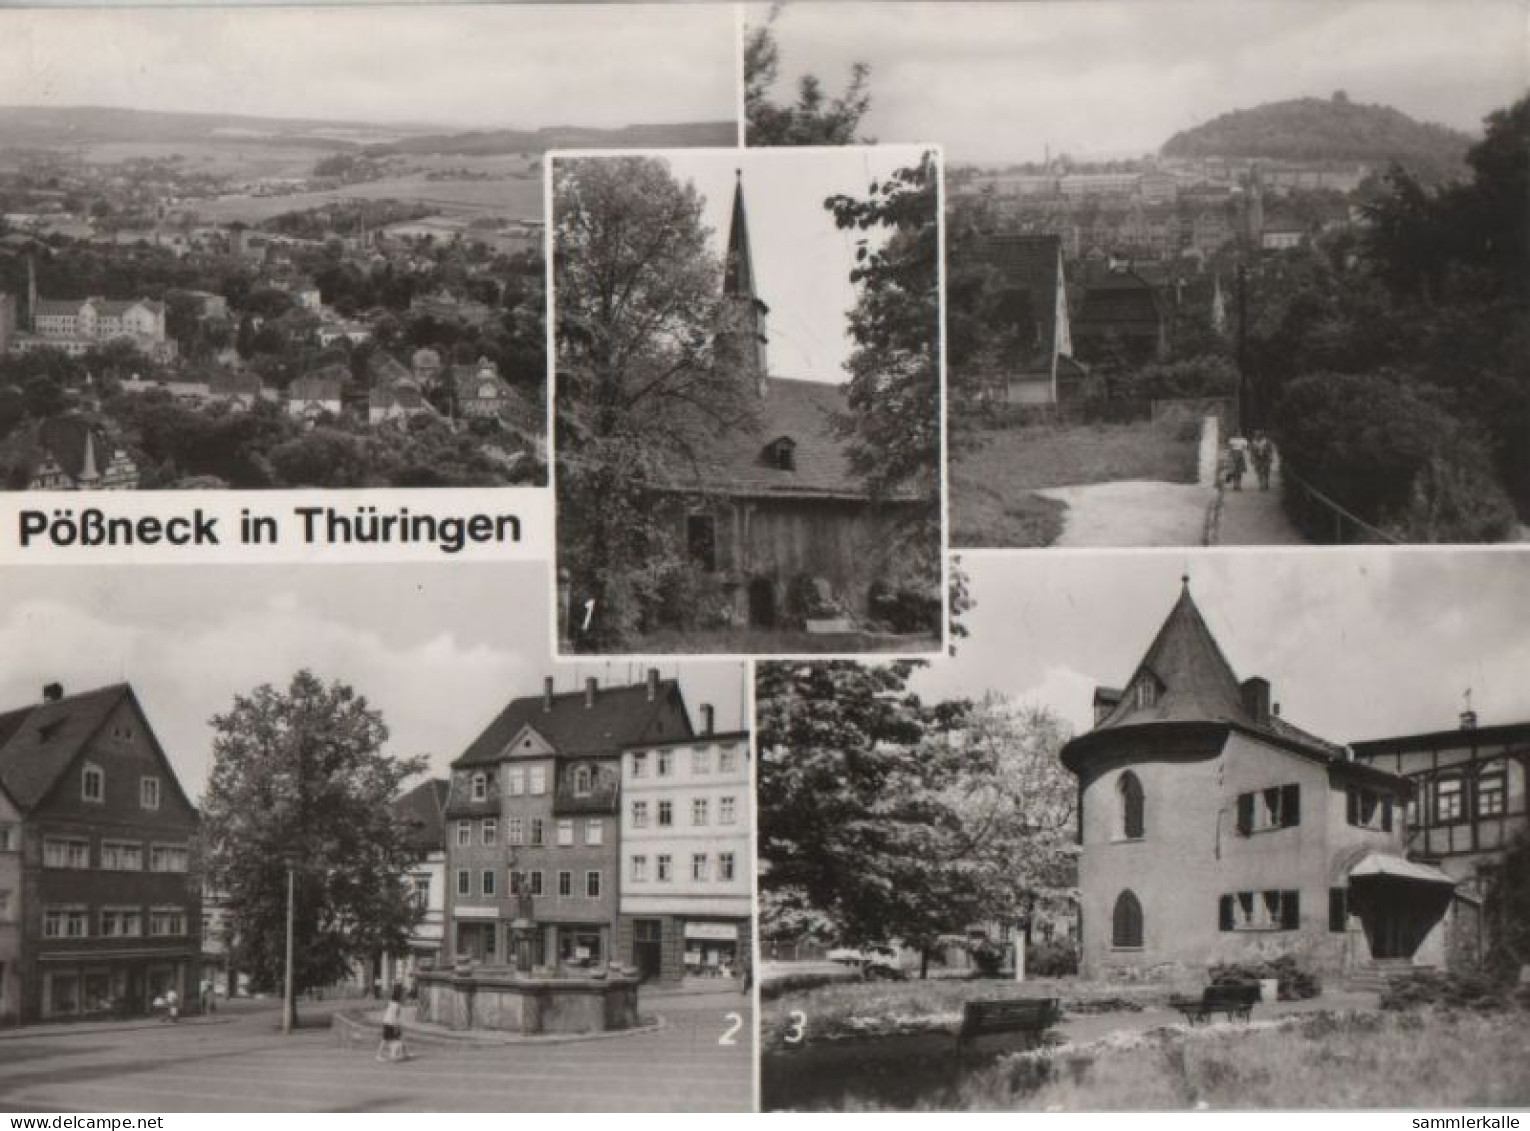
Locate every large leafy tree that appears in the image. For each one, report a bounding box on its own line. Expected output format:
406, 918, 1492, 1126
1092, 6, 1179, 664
201, 671, 427, 1010
744, 6, 870, 147
553, 155, 756, 648
757, 662, 1076, 975
824, 154, 944, 615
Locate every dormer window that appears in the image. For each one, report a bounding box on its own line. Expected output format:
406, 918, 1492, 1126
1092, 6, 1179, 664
471, 772, 488, 802
764, 436, 797, 471
82, 764, 105, 804
1131, 675, 1160, 710
573, 765, 593, 796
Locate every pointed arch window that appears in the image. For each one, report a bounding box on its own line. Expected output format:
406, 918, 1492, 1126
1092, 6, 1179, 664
1118, 772, 1145, 840
1112, 890, 1144, 949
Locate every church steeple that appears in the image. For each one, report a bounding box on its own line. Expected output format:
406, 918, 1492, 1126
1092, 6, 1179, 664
721, 171, 769, 389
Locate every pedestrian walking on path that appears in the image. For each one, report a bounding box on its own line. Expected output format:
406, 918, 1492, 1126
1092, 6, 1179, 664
1226, 434, 1249, 491
1251, 432, 1274, 491
377, 983, 410, 1062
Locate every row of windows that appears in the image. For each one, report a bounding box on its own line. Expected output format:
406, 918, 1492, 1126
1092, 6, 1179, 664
630, 746, 741, 780
43, 906, 189, 939
1110, 888, 1305, 948
455, 818, 604, 849
630, 796, 739, 829
455, 869, 603, 899
43, 837, 189, 873
1420, 770, 1507, 825
629, 852, 738, 883
81, 765, 161, 810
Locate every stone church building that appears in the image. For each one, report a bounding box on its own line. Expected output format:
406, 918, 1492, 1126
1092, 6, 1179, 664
1063, 580, 1457, 981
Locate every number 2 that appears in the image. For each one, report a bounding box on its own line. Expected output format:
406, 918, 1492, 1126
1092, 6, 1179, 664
719, 1011, 743, 1045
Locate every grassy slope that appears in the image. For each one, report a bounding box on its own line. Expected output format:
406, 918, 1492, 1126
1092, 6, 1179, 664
955, 1009, 1530, 1112
951, 420, 1199, 548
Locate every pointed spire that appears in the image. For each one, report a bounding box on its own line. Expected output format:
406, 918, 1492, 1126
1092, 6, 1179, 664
1095, 580, 1248, 731
723, 170, 755, 299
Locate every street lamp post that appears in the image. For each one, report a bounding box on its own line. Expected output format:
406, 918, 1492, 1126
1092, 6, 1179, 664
282, 851, 298, 1034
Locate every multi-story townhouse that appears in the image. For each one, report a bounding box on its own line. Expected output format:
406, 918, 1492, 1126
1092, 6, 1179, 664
0, 786, 21, 1023
444, 671, 693, 969
0, 683, 201, 1023
617, 708, 752, 983
385, 777, 449, 990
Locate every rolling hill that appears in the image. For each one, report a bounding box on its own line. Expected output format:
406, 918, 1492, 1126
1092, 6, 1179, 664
1162, 93, 1474, 177
0, 105, 735, 154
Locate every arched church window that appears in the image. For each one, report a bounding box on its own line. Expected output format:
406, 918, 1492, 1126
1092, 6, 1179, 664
1112, 890, 1144, 949
1118, 771, 1145, 839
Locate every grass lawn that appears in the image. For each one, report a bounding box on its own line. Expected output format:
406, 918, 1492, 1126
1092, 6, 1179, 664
589, 627, 942, 656
951, 419, 1199, 548
939, 1008, 1530, 1111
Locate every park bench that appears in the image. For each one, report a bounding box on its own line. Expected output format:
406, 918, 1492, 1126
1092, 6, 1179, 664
1169, 981, 1261, 1024
955, 997, 1061, 1056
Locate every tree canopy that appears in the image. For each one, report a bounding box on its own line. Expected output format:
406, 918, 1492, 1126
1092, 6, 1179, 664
744, 7, 871, 147
200, 670, 428, 1003
553, 155, 757, 648
757, 661, 1076, 971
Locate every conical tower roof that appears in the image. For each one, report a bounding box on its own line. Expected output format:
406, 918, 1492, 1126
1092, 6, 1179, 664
723, 171, 756, 299
1095, 578, 1251, 731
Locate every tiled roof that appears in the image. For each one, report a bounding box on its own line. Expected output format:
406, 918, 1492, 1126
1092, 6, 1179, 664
290, 374, 343, 401
668, 376, 876, 499
391, 777, 448, 853
454, 680, 691, 769
1077, 272, 1164, 330
1095, 583, 1248, 732
0, 684, 131, 811
33, 298, 86, 317
1087, 583, 1344, 763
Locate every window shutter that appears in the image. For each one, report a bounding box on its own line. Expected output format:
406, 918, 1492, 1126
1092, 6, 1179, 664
1236, 792, 1254, 836
1382, 797, 1393, 832
1282, 783, 1301, 828
1281, 890, 1300, 931
1219, 894, 1235, 932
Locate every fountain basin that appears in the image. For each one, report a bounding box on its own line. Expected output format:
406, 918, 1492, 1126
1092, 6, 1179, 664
415, 966, 641, 1035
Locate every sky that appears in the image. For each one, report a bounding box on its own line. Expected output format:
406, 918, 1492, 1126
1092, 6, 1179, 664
912, 549, 1530, 745
753, 1, 1529, 164
0, 5, 737, 130
592, 145, 934, 381
0, 564, 746, 803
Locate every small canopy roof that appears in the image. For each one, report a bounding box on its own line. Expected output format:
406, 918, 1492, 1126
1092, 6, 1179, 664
1348, 852, 1456, 887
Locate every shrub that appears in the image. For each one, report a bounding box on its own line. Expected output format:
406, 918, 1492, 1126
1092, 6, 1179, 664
867, 579, 941, 634
1026, 940, 1080, 978
1380, 969, 1523, 1012
1274, 370, 1517, 543
1208, 953, 1322, 1001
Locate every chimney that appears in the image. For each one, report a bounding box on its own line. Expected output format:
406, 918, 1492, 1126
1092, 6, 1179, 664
543, 676, 554, 713
701, 704, 715, 736
584, 677, 597, 708
646, 667, 660, 703
42, 682, 63, 703
1460, 709, 1478, 731
1240, 677, 1271, 726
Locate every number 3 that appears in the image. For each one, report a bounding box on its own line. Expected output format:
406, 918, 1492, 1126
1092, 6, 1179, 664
784, 1010, 806, 1044
719, 1011, 743, 1045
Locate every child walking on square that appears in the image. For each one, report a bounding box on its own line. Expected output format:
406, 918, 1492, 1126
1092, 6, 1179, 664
377, 983, 410, 1062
